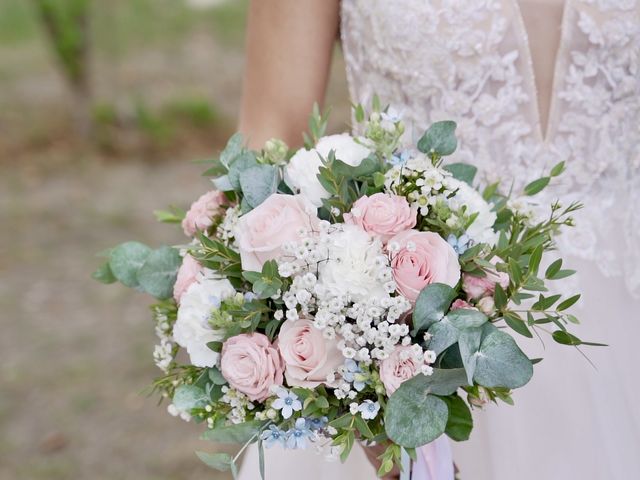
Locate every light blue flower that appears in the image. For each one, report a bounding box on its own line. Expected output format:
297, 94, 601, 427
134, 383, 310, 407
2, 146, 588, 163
342, 359, 367, 391
272, 388, 302, 419
381, 108, 403, 124
389, 150, 411, 166
260, 425, 286, 448
358, 400, 380, 420
306, 416, 328, 431
286, 418, 312, 449
447, 233, 471, 255
243, 292, 259, 302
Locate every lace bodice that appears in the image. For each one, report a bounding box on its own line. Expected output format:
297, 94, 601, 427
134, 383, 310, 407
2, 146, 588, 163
341, 0, 640, 296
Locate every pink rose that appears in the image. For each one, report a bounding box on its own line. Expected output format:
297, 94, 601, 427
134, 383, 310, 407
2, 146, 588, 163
219, 333, 284, 402
234, 194, 320, 271
276, 319, 342, 388
173, 254, 203, 303
344, 193, 417, 243
388, 230, 461, 302
379, 345, 424, 395
462, 257, 509, 300
182, 190, 228, 237
451, 299, 473, 310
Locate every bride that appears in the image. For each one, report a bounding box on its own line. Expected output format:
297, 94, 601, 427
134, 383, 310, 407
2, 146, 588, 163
236, 1, 640, 479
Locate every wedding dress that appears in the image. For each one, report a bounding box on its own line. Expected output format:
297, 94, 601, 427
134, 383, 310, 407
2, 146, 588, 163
239, 1, 640, 478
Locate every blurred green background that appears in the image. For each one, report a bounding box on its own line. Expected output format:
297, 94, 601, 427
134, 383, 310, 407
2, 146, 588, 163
0, 1, 348, 478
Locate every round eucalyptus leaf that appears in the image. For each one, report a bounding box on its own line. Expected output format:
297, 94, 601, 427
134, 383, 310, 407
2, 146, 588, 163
137, 246, 182, 299
443, 395, 473, 441
427, 319, 459, 355
196, 451, 234, 472
109, 241, 152, 288
417, 121, 458, 156
458, 327, 482, 384
228, 151, 258, 190
173, 384, 209, 412
412, 283, 457, 333
240, 165, 279, 208
473, 324, 533, 389
201, 420, 267, 444
446, 309, 488, 329
385, 386, 448, 448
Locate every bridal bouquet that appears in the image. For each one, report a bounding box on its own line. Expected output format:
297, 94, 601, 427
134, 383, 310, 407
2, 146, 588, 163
94, 102, 593, 477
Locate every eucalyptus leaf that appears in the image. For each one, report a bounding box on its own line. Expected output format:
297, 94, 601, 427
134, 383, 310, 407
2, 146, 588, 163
201, 420, 267, 444
109, 241, 152, 288
446, 309, 488, 329
196, 451, 235, 472
458, 328, 482, 385
443, 395, 473, 441
228, 151, 259, 190
92, 262, 116, 284
220, 132, 244, 168
427, 319, 459, 355
417, 121, 458, 157
173, 384, 209, 412
473, 324, 533, 389
212, 174, 234, 192
444, 163, 477, 185
208, 367, 227, 385
137, 246, 182, 299
385, 387, 448, 448
412, 283, 457, 334
240, 164, 278, 208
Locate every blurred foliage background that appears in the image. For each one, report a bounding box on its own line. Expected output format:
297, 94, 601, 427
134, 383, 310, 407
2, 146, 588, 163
0, 1, 348, 478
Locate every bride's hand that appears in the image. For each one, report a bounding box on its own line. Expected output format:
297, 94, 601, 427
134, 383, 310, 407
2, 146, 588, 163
362, 443, 401, 480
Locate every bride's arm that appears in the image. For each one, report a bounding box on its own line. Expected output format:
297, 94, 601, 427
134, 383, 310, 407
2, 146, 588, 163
238, 0, 340, 149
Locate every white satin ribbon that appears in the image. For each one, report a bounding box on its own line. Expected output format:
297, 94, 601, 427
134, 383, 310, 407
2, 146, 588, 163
410, 436, 454, 480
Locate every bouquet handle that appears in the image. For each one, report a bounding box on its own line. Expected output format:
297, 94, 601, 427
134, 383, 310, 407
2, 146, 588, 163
409, 436, 454, 480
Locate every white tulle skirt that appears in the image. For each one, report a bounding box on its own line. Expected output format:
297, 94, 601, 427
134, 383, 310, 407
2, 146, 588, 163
239, 257, 640, 480
452, 256, 640, 480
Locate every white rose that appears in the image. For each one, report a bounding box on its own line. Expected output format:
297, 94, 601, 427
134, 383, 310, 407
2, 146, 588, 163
445, 178, 498, 245
317, 225, 388, 302
172, 276, 236, 367
284, 134, 371, 207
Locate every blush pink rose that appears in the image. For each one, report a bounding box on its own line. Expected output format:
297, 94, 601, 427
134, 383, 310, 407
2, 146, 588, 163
379, 345, 424, 395
344, 193, 417, 243
276, 319, 342, 388
234, 194, 320, 271
182, 190, 228, 237
462, 257, 510, 300
219, 333, 284, 402
173, 254, 203, 303
388, 230, 461, 302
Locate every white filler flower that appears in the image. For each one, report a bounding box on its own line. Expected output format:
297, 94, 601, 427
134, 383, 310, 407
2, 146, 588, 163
317, 225, 389, 302
285, 134, 371, 207
172, 276, 235, 367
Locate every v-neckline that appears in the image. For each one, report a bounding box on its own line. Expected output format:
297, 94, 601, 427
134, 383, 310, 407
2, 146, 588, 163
511, 0, 571, 144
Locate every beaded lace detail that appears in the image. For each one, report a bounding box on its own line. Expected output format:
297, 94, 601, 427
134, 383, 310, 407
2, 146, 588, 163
341, 0, 640, 295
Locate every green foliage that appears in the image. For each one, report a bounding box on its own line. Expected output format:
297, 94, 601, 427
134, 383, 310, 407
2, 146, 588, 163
92, 241, 181, 299
412, 283, 457, 334
201, 420, 267, 444
443, 394, 473, 441
153, 206, 186, 224
472, 324, 533, 389
196, 451, 238, 476
444, 163, 477, 186
173, 384, 209, 412
192, 232, 242, 283
303, 103, 330, 149
108, 241, 152, 288
417, 121, 458, 161
239, 164, 279, 209
242, 260, 285, 300
136, 246, 182, 299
